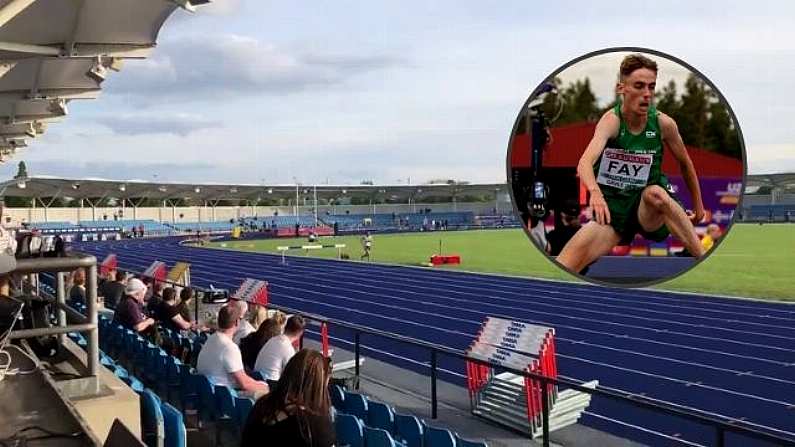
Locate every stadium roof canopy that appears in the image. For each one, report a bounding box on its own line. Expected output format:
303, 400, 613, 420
0, 176, 509, 204
744, 173, 795, 193
0, 0, 208, 161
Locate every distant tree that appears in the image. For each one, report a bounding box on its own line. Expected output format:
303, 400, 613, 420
655, 80, 679, 117
14, 161, 28, 179
677, 74, 710, 149
705, 94, 742, 159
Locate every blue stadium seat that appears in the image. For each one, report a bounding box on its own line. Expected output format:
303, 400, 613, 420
455, 435, 489, 447
179, 365, 198, 412
214, 384, 237, 444
329, 383, 345, 409
334, 413, 364, 447
234, 396, 254, 430
195, 374, 217, 425
367, 400, 396, 434
161, 402, 186, 447
122, 375, 145, 392
364, 426, 404, 447
394, 413, 424, 447
342, 391, 368, 420
139, 388, 165, 447
424, 425, 455, 447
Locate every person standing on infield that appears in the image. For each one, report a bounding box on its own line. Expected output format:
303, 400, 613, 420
557, 54, 705, 274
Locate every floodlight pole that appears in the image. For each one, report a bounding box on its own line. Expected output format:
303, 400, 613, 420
295, 183, 299, 223
313, 185, 318, 227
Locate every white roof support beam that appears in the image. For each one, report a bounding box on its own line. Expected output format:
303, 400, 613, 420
0, 41, 59, 56
0, 0, 37, 29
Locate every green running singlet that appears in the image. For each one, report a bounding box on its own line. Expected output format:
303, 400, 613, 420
592, 101, 680, 243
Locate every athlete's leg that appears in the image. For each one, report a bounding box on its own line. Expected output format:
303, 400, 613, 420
557, 222, 622, 273
637, 185, 704, 257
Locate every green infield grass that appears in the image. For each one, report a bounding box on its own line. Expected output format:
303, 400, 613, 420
207, 224, 795, 301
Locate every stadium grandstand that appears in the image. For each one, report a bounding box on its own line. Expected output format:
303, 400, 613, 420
1, 2, 795, 447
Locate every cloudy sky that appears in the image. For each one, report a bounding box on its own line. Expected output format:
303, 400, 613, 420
3, 1, 794, 184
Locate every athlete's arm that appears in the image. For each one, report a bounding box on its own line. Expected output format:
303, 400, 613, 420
659, 113, 705, 224
577, 111, 620, 225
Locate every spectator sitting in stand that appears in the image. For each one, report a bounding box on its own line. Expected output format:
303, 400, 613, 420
196, 305, 269, 398
241, 349, 335, 447
113, 278, 156, 334
177, 287, 195, 324
98, 270, 126, 309
145, 281, 164, 316
232, 300, 256, 344
240, 311, 286, 371
154, 287, 195, 332
254, 315, 305, 388
69, 269, 87, 306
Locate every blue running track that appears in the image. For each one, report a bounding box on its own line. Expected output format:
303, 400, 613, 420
74, 237, 795, 447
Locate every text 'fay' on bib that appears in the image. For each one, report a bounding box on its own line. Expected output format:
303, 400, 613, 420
596, 147, 652, 190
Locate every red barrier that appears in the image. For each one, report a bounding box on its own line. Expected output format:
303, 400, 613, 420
429, 254, 461, 265
321, 322, 329, 358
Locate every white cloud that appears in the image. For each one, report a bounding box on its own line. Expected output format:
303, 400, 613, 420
103, 34, 403, 105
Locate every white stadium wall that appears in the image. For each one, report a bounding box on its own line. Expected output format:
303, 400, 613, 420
5, 202, 508, 225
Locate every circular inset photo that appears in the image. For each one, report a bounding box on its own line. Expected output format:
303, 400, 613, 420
507, 48, 745, 286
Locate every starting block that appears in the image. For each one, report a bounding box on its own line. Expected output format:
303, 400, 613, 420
231, 278, 269, 307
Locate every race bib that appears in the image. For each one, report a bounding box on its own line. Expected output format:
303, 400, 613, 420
596, 147, 652, 190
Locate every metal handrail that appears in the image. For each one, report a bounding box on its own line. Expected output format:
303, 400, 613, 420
8, 254, 100, 393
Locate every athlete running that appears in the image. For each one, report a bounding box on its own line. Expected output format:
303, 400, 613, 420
360, 232, 373, 261
557, 54, 705, 274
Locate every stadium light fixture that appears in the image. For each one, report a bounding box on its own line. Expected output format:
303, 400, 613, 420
48, 98, 67, 115
86, 57, 108, 83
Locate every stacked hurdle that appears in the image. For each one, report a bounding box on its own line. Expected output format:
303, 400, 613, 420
465, 317, 597, 438
142, 260, 167, 285
230, 278, 269, 307
100, 253, 117, 277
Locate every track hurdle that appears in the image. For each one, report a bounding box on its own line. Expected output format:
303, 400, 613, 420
230, 278, 269, 307
276, 243, 347, 264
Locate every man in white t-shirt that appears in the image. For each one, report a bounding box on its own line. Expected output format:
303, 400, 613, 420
231, 300, 255, 344
197, 305, 268, 396
253, 315, 305, 385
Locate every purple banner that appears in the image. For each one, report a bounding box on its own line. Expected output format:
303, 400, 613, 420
668, 176, 742, 227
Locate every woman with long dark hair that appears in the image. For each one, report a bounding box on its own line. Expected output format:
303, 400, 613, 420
241, 349, 335, 447
240, 311, 285, 371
